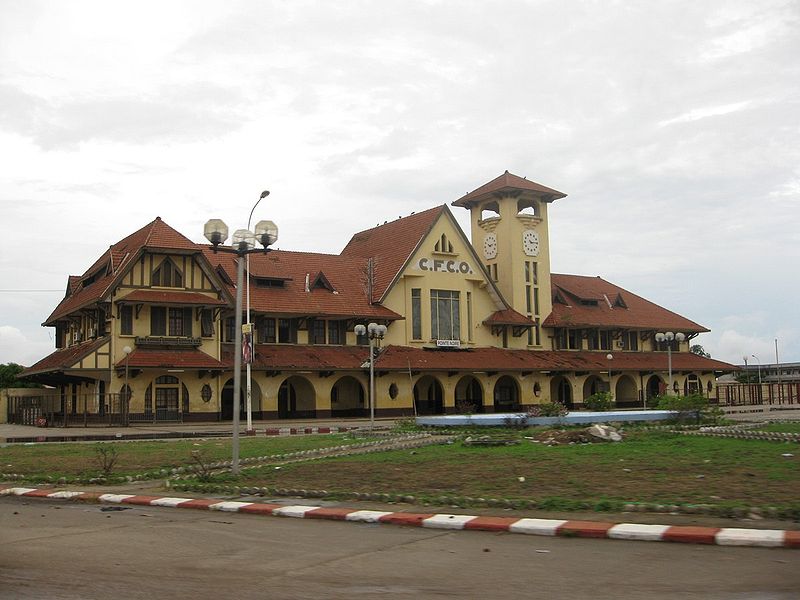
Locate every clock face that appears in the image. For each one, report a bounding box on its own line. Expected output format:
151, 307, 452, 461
483, 233, 497, 259
522, 230, 540, 256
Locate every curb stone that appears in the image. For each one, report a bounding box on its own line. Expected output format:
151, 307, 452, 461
2, 485, 797, 549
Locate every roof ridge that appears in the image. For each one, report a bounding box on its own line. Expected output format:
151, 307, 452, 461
346, 205, 446, 240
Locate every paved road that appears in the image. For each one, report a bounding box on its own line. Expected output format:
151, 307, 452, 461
1, 497, 797, 600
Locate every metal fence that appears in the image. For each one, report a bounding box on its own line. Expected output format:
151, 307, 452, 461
6, 393, 130, 427
715, 382, 800, 407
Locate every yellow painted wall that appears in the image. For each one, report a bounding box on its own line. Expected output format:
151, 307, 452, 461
381, 210, 505, 348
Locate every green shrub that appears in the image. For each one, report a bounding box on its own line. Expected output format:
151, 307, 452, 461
656, 393, 712, 424
528, 401, 569, 418
584, 391, 614, 411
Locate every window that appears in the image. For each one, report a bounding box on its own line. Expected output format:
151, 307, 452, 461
555, 329, 567, 350
224, 316, 236, 342
624, 331, 639, 351
257, 317, 276, 343
152, 258, 183, 288
588, 329, 599, 350
154, 375, 180, 419
568, 329, 580, 350
599, 330, 610, 351
411, 288, 422, 340
533, 287, 540, 315
434, 233, 454, 253
278, 318, 297, 344
526, 285, 532, 313
466, 291, 473, 342
430, 289, 460, 340
485, 263, 498, 281
328, 321, 343, 345
201, 309, 214, 337
151, 307, 166, 336
121, 305, 133, 335
255, 278, 285, 288
168, 307, 192, 336
534, 318, 541, 346
311, 319, 326, 344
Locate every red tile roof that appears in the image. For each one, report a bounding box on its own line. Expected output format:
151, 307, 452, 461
119, 290, 226, 306
340, 206, 445, 300
45, 217, 204, 325
544, 274, 709, 332
222, 344, 368, 371
23, 337, 109, 376
374, 345, 735, 373
452, 171, 567, 208
204, 248, 403, 321
116, 348, 226, 369
483, 309, 535, 326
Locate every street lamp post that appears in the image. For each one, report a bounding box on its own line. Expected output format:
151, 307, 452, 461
245, 190, 270, 435
654, 331, 685, 395
751, 354, 762, 384
123, 345, 132, 424
606, 352, 613, 396
204, 205, 278, 475
354, 322, 387, 431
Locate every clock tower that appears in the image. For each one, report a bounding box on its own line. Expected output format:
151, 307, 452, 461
452, 171, 566, 347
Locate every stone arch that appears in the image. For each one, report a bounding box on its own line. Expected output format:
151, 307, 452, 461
645, 375, 665, 402
331, 375, 365, 417
414, 376, 444, 415
684, 373, 701, 396
454, 375, 484, 414
516, 198, 539, 217
142, 374, 185, 421
614, 375, 639, 407
550, 375, 573, 409
493, 375, 520, 412
582, 375, 607, 401
278, 376, 316, 419
480, 201, 500, 221
221, 378, 263, 421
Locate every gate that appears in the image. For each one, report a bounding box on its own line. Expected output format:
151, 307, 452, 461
7, 393, 129, 427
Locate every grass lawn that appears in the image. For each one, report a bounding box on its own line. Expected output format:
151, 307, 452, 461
231, 430, 800, 508
0, 435, 354, 480
757, 422, 800, 434
3, 428, 799, 511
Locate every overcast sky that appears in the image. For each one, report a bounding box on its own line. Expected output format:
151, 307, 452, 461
1, 0, 798, 368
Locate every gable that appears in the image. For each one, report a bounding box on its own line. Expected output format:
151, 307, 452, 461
398, 206, 506, 312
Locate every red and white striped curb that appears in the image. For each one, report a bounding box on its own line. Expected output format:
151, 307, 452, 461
2, 486, 798, 548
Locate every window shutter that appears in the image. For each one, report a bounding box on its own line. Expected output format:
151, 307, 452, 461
151, 307, 166, 336
183, 307, 193, 337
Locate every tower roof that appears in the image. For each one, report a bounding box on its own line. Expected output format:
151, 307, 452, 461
452, 170, 567, 208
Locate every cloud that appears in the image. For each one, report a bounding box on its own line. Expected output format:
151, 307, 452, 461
0, 325, 53, 367
657, 101, 753, 127
0, 82, 251, 149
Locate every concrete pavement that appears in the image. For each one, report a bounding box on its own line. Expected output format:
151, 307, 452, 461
2, 495, 798, 600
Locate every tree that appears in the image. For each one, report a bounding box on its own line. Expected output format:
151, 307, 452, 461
0, 363, 39, 389
690, 344, 711, 358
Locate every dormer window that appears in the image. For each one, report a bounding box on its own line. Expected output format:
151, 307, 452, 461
152, 258, 183, 287
255, 277, 286, 288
